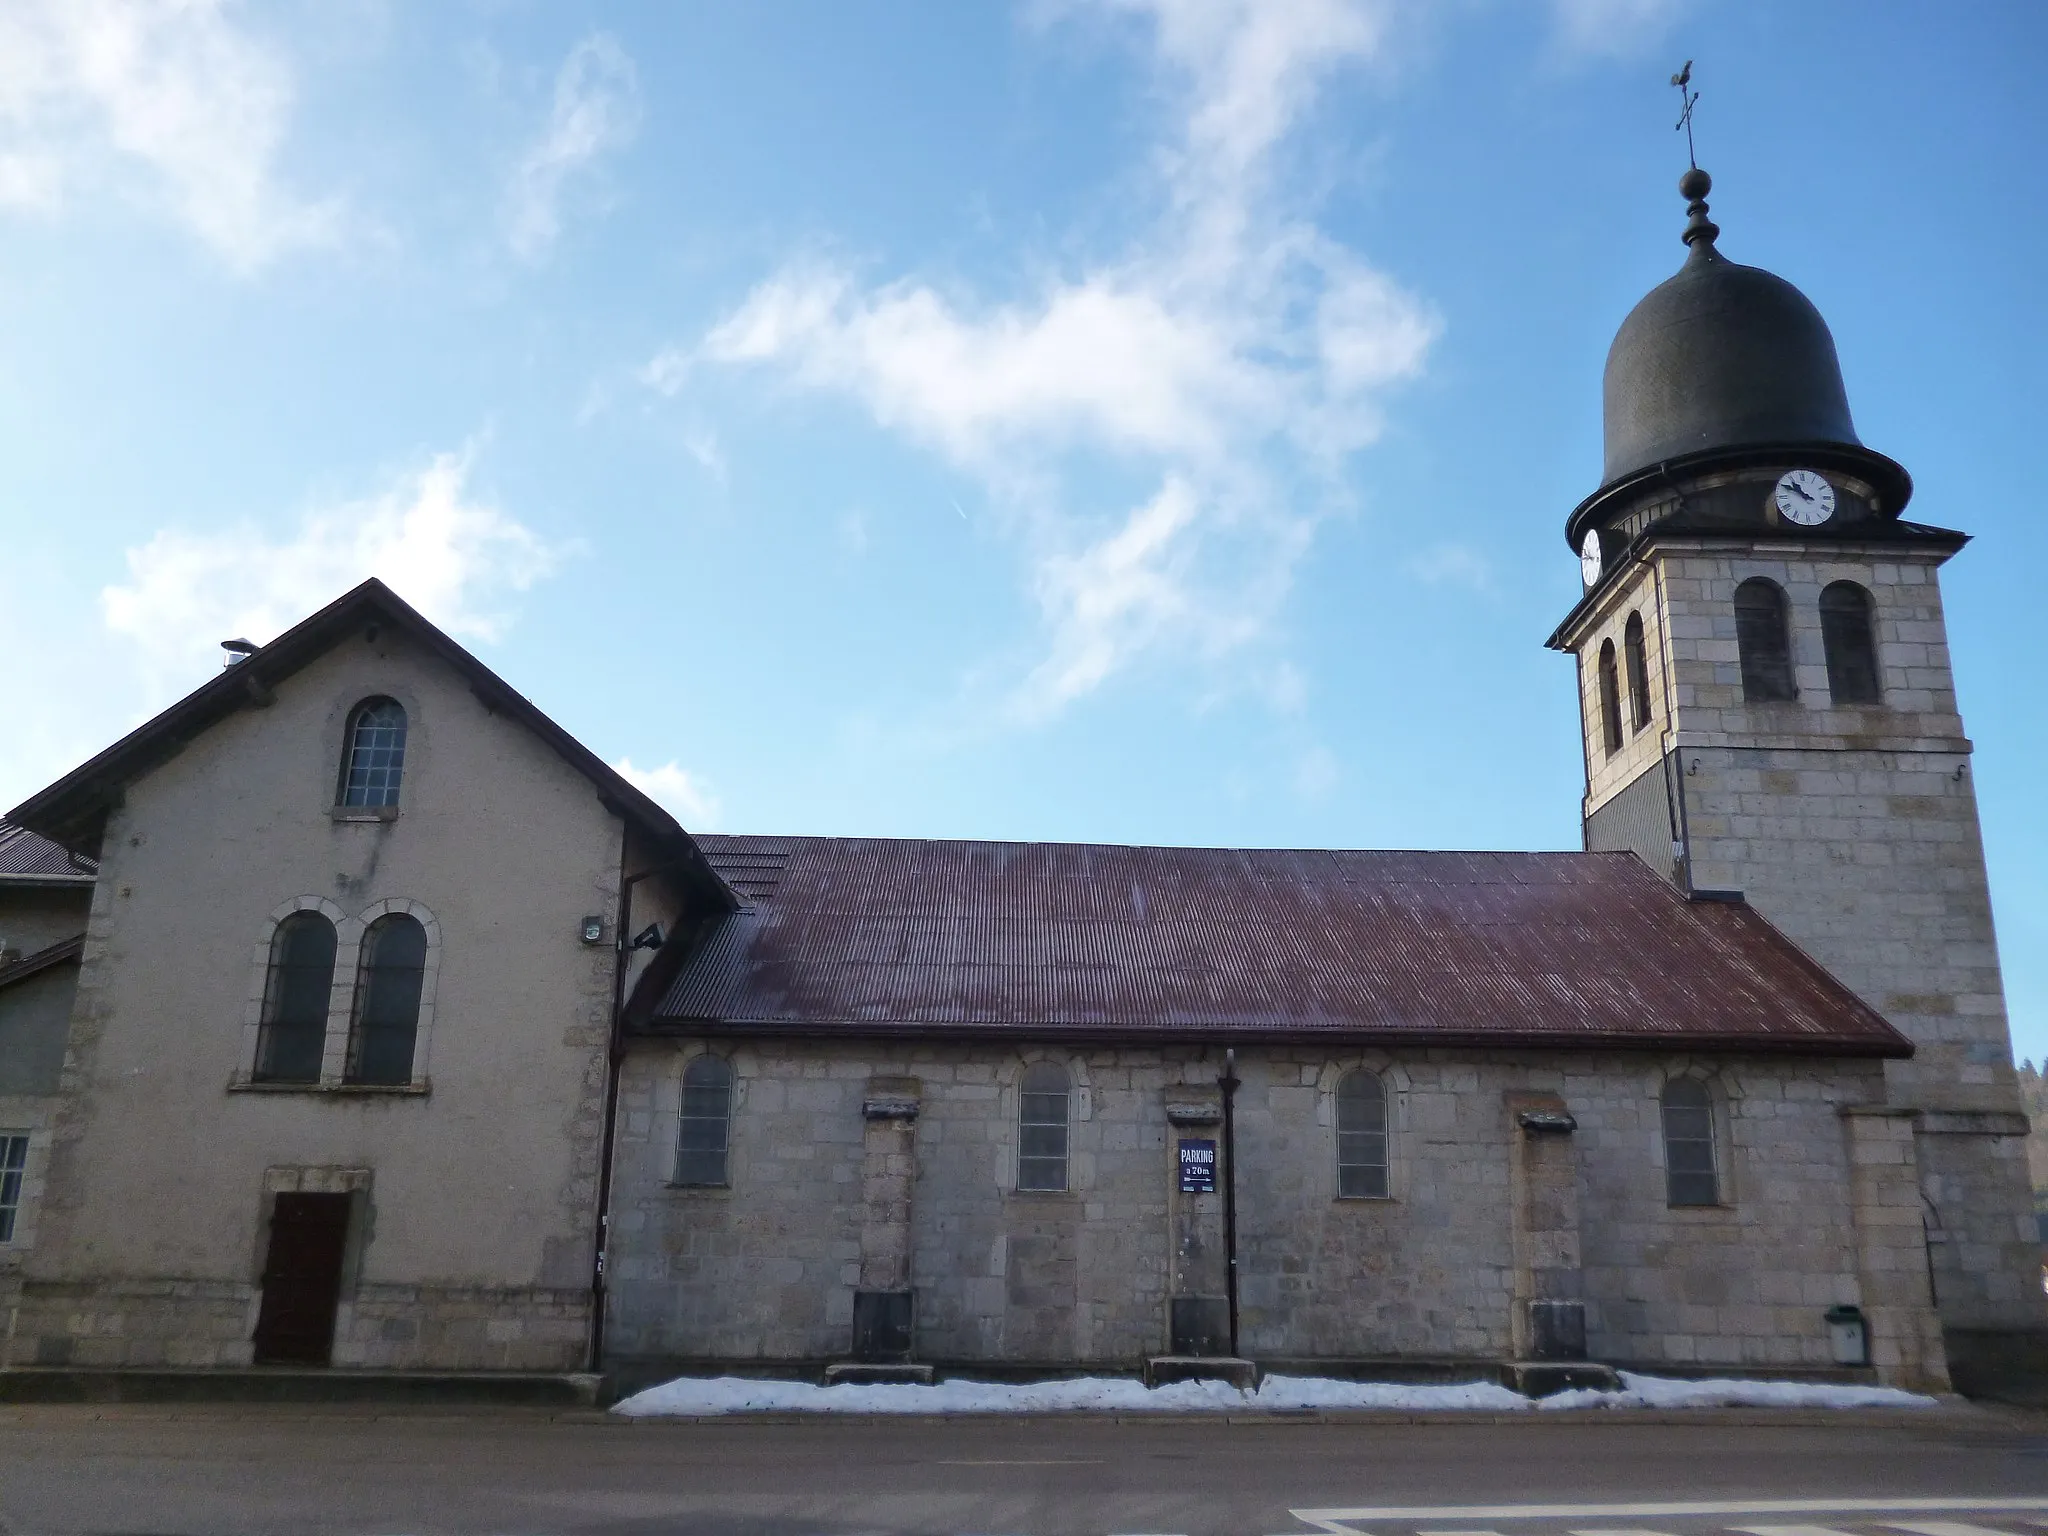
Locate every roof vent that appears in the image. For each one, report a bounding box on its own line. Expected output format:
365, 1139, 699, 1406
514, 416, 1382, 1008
220, 638, 258, 667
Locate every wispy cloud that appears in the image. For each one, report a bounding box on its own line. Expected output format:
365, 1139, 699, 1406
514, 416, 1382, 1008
101, 449, 565, 695
506, 33, 642, 262
664, 0, 1436, 719
0, 0, 342, 272
1549, 0, 1685, 59
1405, 541, 1493, 593
611, 757, 721, 828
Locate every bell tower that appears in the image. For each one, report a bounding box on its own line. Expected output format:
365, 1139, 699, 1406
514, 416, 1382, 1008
1547, 166, 2046, 1361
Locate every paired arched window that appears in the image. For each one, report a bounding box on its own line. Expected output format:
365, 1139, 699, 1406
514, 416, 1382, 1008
1018, 1062, 1070, 1192
339, 698, 408, 808
255, 912, 337, 1083
344, 914, 427, 1086
1820, 581, 1882, 705
1624, 612, 1653, 731
1336, 1069, 1389, 1199
1596, 640, 1622, 756
1661, 1077, 1720, 1207
675, 1054, 734, 1187
1733, 579, 1796, 702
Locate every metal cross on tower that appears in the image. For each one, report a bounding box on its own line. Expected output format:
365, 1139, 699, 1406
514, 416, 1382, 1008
1671, 60, 1700, 168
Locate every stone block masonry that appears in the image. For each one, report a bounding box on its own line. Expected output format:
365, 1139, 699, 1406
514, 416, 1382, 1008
606, 1038, 1938, 1386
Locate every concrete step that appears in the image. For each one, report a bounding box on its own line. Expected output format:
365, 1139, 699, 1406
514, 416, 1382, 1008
1144, 1355, 1259, 1390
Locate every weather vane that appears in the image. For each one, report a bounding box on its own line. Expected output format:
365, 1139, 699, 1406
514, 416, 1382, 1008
1671, 60, 1699, 169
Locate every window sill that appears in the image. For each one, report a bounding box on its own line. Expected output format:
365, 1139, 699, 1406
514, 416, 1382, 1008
330, 806, 400, 823
1007, 1187, 1078, 1201
1334, 1193, 1397, 1204
662, 1182, 733, 1196
228, 1077, 431, 1097
1665, 1201, 1736, 1215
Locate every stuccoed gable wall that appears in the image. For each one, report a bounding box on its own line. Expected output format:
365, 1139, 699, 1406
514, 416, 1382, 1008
608, 1038, 1930, 1383
5, 630, 625, 1372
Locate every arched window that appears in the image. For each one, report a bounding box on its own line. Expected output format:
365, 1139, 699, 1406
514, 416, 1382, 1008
1733, 579, 1796, 702
255, 912, 336, 1083
1596, 641, 1622, 756
339, 699, 407, 808
1018, 1062, 1070, 1192
1661, 1077, 1720, 1206
1624, 611, 1653, 731
1820, 581, 1882, 705
1336, 1069, 1389, 1199
344, 914, 426, 1085
675, 1054, 733, 1187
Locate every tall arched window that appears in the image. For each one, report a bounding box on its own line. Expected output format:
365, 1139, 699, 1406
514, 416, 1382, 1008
1596, 640, 1622, 756
345, 914, 426, 1085
675, 1054, 734, 1186
1661, 1077, 1720, 1206
339, 698, 407, 808
1336, 1069, 1389, 1199
1820, 581, 1882, 705
255, 912, 336, 1083
1018, 1062, 1070, 1192
1733, 578, 1796, 702
1624, 611, 1653, 731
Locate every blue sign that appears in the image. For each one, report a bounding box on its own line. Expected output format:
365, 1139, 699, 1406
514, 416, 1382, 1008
1178, 1138, 1217, 1193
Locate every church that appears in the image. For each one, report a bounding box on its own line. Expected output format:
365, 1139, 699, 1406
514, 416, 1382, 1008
0, 166, 2038, 1399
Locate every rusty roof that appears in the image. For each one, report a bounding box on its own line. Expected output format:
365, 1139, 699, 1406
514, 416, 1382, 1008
0, 822, 96, 882
633, 836, 1910, 1057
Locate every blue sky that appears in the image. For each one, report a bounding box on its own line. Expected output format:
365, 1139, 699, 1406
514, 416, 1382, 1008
3, 2, 2043, 1058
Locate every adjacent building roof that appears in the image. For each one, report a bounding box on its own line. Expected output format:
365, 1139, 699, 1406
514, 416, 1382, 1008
635, 835, 1911, 1058
0, 822, 96, 884
0, 935, 84, 991
5, 580, 734, 915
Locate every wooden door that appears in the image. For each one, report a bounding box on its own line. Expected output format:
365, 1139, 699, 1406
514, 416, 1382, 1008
252, 1192, 351, 1365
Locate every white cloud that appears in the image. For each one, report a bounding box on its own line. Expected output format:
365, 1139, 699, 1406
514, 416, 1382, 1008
1406, 541, 1494, 593
506, 33, 642, 262
0, 0, 340, 272
682, 427, 726, 483
101, 450, 565, 695
610, 757, 721, 828
670, 0, 1436, 717
1550, 0, 1684, 59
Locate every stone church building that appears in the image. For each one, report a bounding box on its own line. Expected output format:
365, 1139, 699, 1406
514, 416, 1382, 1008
1, 169, 2038, 1396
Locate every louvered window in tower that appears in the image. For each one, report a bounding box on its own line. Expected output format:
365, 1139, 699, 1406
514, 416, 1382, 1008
1820, 581, 1882, 705
1597, 640, 1623, 755
1733, 579, 1796, 702
1624, 611, 1653, 731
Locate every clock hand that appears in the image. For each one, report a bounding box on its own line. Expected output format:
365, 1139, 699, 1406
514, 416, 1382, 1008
1790, 481, 1814, 501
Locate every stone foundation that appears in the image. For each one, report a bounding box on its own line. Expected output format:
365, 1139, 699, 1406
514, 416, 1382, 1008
3, 1279, 589, 1372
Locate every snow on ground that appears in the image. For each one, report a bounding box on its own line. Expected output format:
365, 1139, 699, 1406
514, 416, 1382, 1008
611, 1370, 1937, 1418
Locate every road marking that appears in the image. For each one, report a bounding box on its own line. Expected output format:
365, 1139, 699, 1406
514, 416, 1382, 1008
1730, 1525, 1862, 1536
1887, 1525, 2038, 1536
1283, 1500, 2048, 1535
1570, 1529, 1696, 1536
938, 1458, 1106, 1465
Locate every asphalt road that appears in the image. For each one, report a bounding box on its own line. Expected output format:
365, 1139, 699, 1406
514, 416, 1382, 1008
2, 1405, 2047, 1536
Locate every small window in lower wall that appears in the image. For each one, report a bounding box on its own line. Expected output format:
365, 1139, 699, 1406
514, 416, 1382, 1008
0, 1133, 27, 1242
674, 1055, 733, 1186
1661, 1077, 1721, 1206
1336, 1070, 1390, 1198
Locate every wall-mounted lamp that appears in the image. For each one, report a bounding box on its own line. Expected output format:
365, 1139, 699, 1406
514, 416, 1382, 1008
629, 922, 666, 952
579, 916, 605, 945
220, 638, 258, 668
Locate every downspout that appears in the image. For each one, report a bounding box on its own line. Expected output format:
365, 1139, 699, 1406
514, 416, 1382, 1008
586, 847, 669, 1375
1218, 1047, 1242, 1358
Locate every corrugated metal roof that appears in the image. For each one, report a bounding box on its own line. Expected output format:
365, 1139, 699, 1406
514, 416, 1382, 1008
0, 822, 95, 881
637, 836, 1910, 1056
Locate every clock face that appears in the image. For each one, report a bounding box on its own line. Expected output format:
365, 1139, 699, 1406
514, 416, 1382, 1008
1774, 469, 1836, 526
1580, 529, 1603, 587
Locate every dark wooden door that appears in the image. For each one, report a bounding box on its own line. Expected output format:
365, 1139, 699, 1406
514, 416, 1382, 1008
252, 1193, 351, 1365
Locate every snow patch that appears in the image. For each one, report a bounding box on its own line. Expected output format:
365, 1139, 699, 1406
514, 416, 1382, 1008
611, 1370, 1937, 1418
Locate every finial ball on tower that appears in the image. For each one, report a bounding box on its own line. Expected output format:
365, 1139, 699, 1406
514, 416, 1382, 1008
1679, 166, 1712, 202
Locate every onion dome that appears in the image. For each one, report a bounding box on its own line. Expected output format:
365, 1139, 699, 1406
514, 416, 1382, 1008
1567, 169, 1910, 549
